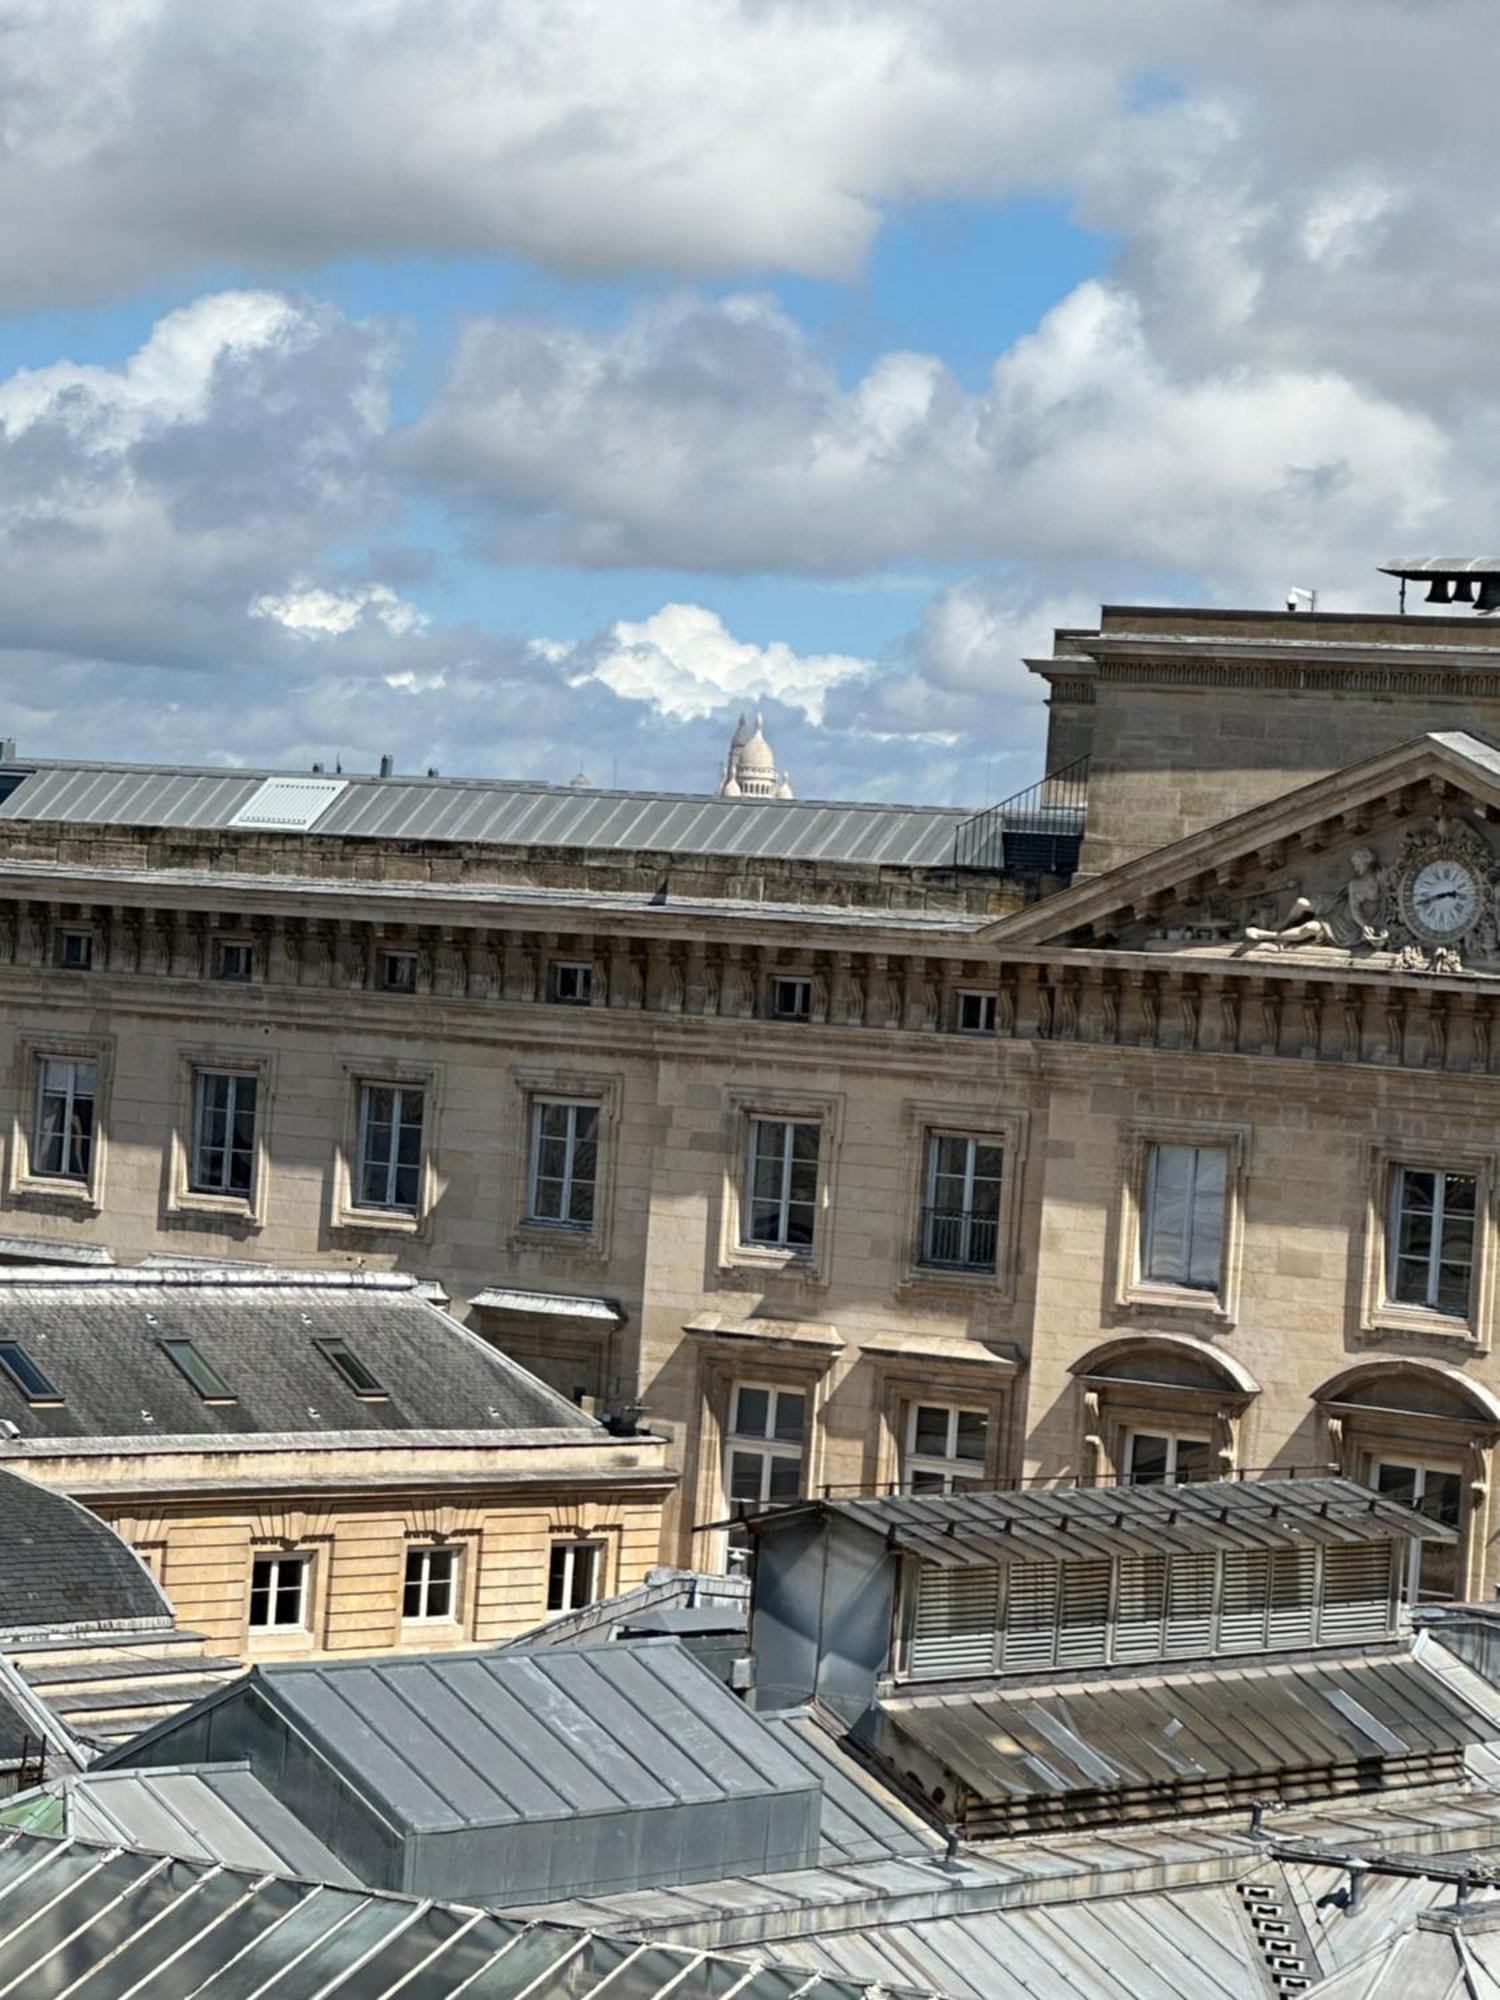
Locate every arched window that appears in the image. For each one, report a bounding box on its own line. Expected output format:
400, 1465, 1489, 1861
1070, 1334, 1260, 1487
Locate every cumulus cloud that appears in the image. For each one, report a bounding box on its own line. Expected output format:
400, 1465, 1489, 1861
251, 582, 428, 638
569, 603, 870, 723
406, 282, 1458, 593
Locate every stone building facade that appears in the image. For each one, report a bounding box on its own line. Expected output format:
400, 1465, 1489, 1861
3, 600, 1500, 1596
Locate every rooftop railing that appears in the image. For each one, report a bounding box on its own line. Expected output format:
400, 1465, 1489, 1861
952, 754, 1089, 874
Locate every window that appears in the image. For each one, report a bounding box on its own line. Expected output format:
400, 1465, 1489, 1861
160, 1338, 235, 1403
248, 1554, 308, 1630
190, 1071, 257, 1197
921, 1133, 1003, 1271
1125, 1431, 1213, 1485
547, 1540, 603, 1614
380, 950, 418, 994
355, 1084, 424, 1211
903, 1403, 988, 1494
56, 931, 92, 970
725, 1382, 805, 1514
528, 1100, 599, 1228
213, 939, 254, 982
32, 1059, 96, 1181
955, 991, 996, 1034
550, 962, 592, 1005
1373, 1459, 1462, 1602
743, 1118, 819, 1250
316, 1336, 387, 1399
771, 976, 812, 1022
0, 1341, 61, 1403
1140, 1144, 1227, 1290
1387, 1167, 1476, 1317
403, 1546, 458, 1621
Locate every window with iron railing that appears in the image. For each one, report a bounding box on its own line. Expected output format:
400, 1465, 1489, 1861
920, 1133, 1002, 1271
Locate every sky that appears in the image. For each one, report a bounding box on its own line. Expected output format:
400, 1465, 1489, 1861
0, 0, 1492, 808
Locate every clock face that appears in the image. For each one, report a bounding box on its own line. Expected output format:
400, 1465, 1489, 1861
1405, 855, 1482, 939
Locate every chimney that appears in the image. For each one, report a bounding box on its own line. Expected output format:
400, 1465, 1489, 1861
378, 754, 394, 778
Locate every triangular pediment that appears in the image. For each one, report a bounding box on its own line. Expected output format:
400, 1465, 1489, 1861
989, 731, 1500, 977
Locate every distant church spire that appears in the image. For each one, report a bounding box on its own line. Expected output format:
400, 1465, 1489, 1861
717, 708, 792, 799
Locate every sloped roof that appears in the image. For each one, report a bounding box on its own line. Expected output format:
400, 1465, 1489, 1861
0, 1465, 170, 1635
0, 1267, 600, 1441
1304, 1898, 1500, 1998
0, 759, 969, 868
753, 1477, 1453, 1570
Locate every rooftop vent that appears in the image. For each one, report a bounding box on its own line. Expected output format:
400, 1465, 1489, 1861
227, 775, 349, 833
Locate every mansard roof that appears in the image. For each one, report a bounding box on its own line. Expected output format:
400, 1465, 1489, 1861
989, 729, 1500, 951
749, 1476, 1451, 1571
0, 1465, 172, 1637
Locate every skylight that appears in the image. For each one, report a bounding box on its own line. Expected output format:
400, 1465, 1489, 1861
226, 775, 348, 832
160, 1338, 236, 1403
0, 1341, 61, 1403
316, 1336, 388, 1399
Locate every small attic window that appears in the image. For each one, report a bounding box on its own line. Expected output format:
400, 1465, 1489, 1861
316, 1336, 388, 1400
0, 1341, 61, 1404
160, 1337, 236, 1403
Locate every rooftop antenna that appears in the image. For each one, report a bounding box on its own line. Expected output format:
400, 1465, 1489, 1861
1285, 587, 1318, 614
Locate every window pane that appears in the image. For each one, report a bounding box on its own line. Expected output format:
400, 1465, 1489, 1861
0, 1342, 60, 1401
1143, 1147, 1191, 1282
1186, 1151, 1226, 1288
732, 1387, 770, 1438
791, 1122, 820, 1166
402, 1566, 423, 1619
1129, 1434, 1171, 1485
954, 1411, 988, 1462
1174, 1438, 1214, 1482
728, 1450, 765, 1503
162, 1339, 234, 1401
767, 1453, 800, 1501
1375, 1462, 1420, 1509
912, 1405, 950, 1457
773, 1391, 805, 1443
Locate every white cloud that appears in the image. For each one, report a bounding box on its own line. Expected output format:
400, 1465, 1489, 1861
572, 603, 870, 723
251, 581, 427, 638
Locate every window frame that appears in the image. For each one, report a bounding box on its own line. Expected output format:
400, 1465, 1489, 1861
902, 1400, 990, 1495
168, 1048, 274, 1227
0, 1340, 62, 1404
189, 1068, 259, 1200
510, 1067, 619, 1257
741, 1116, 821, 1253
1385, 1164, 1477, 1318
1124, 1428, 1215, 1486
899, 1100, 1026, 1299
55, 929, 93, 971
920, 1130, 1003, 1273
770, 975, 812, 1022
402, 1544, 460, 1623
315, 1335, 389, 1401
954, 989, 997, 1035
247, 1552, 310, 1633
721, 1089, 842, 1283
1116, 1122, 1249, 1325
160, 1337, 236, 1404
723, 1379, 807, 1516
9, 1039, 111, 1212
546, 1538, 605, 1615
549, 961, 593, 1006
379, 949, 420, 995
1360, 1143, 1497, 1348
355, 1082, 426, 1214
212, 937, 256, 983
526, 1097, 600, 1230
30, 1055, 97, 1184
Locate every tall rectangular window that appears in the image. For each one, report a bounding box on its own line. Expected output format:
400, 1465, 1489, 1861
903, 1403, 989, 1494
1141, 1143, 1226, 1290
356, 1084, 424, 1212
921, 1133, 1003, 1271
403, 1546, 458, 1621
547, 1540, 603, 1613
744, 1118, 819, 1250
725, 1382, 805, 1512
1387, 1167, 1476, 1316
248, 1553, 308, 1630
33, 1059, 96, 1181
1125, 1431, 1214, 1486
190, 1071, 257, 1196
528, 1100, 599, 1227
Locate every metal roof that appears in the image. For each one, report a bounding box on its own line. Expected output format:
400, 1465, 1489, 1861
0, 1829, 944, 1999
0, 1266, 599, 1443
0, 759, 970, 867
882, 1652, 1491, 1833
756, 1478, 1455, 1570
757, 1711, 938, 1867
0, 1465, 171, 1638
1303, 1899, 1500, 1999
470, 1287, 625, 1323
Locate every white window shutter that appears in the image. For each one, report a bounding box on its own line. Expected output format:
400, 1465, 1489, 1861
1218, 1549, 1270, 1652
1319, 1543, 1397, 1644
1114, 1556, 1167, 1661
909, 1563, 999, 1679
1056, 1561, 1111, 1668
1000, 1564, 1060, 1673
1163, 1552, 1217, 1657
1268, 1547, 1318, 1649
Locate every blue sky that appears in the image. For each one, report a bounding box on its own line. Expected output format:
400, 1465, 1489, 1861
0, 3, 1484, 802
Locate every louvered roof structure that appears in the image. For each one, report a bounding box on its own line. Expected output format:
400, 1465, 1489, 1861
750, 1478, 1456, 1569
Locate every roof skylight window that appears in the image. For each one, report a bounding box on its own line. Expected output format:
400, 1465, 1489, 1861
316, 1336, 388, 1400
160, 1338, 236, 1403
0, 1341, 61, 1404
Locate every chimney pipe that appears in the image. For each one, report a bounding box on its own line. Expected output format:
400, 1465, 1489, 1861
378, 754, 394, 778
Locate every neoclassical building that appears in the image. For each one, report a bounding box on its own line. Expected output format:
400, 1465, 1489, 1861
5, 596, 1500, 1594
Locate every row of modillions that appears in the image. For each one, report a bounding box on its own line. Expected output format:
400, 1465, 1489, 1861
25, 1058, 1484, 1311
50, 926, 1006, 1033
246, 1538, 603, 1638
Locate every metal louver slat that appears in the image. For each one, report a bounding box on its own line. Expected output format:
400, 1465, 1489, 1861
909, 1562, 999, 1678
1000, 1564, 1059, 1673
1319, 1542, 1397, 1644
1219, 1549, 1270, 1652
1268, 1547, 1318, 1650
1056, 1560, 1111, 1668
1114, 1556, 1167, 1662
1163, 1552, 1217, 1658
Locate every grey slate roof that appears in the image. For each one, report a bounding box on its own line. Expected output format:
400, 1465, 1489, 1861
0, 1829, 944, 1999
0, 758, 970, 867
758, 1477, 1455, 1570
0, 1267, 601, 1442
0, 1464, 170, 1635
882, 1651, 1492, 1834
